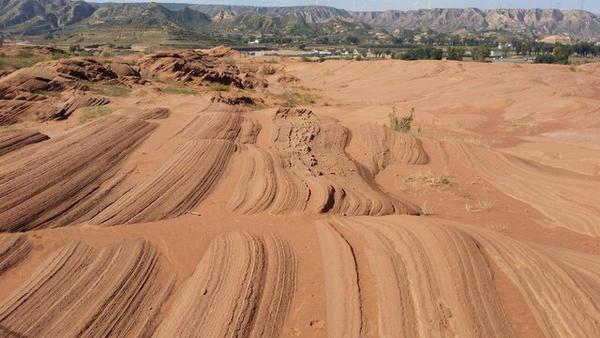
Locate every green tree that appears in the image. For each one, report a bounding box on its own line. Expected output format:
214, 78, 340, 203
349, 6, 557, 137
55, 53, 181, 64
446, 47, 465, 61
471, 46, 491, 61
552, 45, 571, 64
430, 48, 443, 60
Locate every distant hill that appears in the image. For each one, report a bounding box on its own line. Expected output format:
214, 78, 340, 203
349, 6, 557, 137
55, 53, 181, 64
0, 0, 95, 34
86, 3, 210, 30
353, 8, 600, 41
1, 1, 599, 42
185, 4, 352, 24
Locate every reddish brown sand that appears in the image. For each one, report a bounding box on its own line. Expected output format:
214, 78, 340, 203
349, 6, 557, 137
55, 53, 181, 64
0, 52, 599, 337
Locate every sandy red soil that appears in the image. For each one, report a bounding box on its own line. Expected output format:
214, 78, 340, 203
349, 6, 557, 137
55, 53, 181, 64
0, 50, 599, 337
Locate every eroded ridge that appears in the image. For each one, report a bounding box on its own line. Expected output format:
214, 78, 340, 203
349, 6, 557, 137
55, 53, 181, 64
449, 142, 600, 236
354, 124, 429, 175
0, 240, 166, 337
0, 130, 49, 156
319, 216, 600, 337
137, 107, 171, 120
465, 225, 600, 337
92, 139, 236, 225
228, 108, 421, 216
0, 117, 156, 232
227, 145, 310, 215
0, 233, 32, 275
181, 111, 242, 141
316, 221, 363, 337
272, 108, 420, 216
156, 231, 296, 337
318, 217, 515, 337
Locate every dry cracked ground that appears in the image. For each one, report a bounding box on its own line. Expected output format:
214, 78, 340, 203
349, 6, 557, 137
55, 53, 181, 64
0, 46, 599, 337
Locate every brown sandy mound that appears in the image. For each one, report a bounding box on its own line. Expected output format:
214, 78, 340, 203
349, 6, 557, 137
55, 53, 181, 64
0, 117, 156, 232
351, 124, 429, 175
0, 234, 31, 275
0, 61, 123, 122
318, 216, 600, 337
1, 56, 600, 337
0, 239, 169, 337
53, 95, 110, 120
92, 140, 236, 225
0, 130, 49, 156
137, 107, 171, 120
446, 141, 600, 236
138, 50, 245, 88
227, 108, 423, 216
180, 111, 243, 140
156, 232, 295, 337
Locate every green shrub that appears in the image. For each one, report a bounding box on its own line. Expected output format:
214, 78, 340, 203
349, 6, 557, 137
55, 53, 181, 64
389, 107, 414, 133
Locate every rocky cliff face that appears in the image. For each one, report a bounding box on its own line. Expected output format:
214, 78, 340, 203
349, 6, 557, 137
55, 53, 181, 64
0, 0, 95, 34
352, 8, 600, 41
187, 5, 352, 24
1, 1, 598, 41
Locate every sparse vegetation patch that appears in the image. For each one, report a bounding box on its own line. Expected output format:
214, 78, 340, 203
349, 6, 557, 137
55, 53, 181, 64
162, 86, 198, 95
261, 64, 276, 76
208, 83, 230, 92
280, 90, 317, 108
90, 84, 131, 97
79, 106, 113, 123
405, 172, 452, 188
0, 51, 66, 70
389, 107, 414, 133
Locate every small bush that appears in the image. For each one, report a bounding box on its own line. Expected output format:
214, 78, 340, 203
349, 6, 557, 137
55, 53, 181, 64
79, 106, 112, 123
389, 107, 414, 133
261, 64, 276, 75
208, 83, 230, 92
280, 90, 316, 108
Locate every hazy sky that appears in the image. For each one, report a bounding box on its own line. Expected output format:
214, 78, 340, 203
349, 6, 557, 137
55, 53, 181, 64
108, 0, 598, 12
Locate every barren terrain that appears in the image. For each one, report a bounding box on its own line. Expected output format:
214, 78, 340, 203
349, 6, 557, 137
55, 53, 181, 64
0, 46, 599, 337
